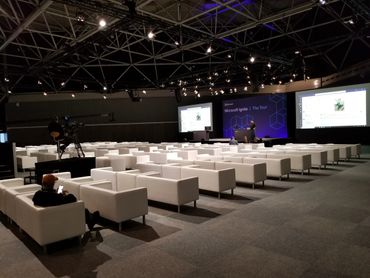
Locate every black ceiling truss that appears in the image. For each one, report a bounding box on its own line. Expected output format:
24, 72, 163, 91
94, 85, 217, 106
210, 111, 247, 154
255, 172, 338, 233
0, 0, 369, 95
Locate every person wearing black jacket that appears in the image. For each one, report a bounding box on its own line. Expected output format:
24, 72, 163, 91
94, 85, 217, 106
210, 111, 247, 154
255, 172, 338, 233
33, 174, 100, 231
32, 174, 76, 206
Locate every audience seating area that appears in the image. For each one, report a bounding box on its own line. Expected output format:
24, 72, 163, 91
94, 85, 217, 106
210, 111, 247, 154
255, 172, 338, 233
2, 141, 361, 251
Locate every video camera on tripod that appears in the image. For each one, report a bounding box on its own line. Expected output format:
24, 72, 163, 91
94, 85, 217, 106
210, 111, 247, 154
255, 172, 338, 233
48, 116, 85, 159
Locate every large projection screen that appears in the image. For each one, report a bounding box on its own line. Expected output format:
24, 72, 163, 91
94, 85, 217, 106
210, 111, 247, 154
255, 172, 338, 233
296, 83, 370, 129
223, 94, 288, 139
178, 102, 213, 132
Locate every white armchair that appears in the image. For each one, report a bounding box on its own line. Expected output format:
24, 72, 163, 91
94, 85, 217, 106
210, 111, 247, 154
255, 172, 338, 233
79, 181, 148, 231
136, 175, 199, 212
16, 193, 85, 250
3, 184, 41, 223
0, 178, 25, 213
181, 166, 236, 198
215, 161, 266, 189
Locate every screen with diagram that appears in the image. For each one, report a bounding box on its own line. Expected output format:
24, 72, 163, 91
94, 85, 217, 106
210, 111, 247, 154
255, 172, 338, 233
296, 83, 369, 129
178, 102, 213, 132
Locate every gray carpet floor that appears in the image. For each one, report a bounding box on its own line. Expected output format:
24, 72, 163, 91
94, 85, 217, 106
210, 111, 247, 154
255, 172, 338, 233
1, 156, 370, 277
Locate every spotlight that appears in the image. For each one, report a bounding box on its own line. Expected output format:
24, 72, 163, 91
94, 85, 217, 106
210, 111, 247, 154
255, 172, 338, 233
248, 80, 251, 85
319, 0, 326, 5
147, 31, 155, 40
207, 76, 212, 80
243, 66, 248, 71
99, 18, 107, 28
226, 79, 231, 83
206, 46, 212, 54
227, 54, 232, 58
43, 92, 48, 96
233, 88, 237, 93
197, 93, 200, 98
306, 76, 310, 80
213, 72, 219, 76
76, 12, 85, 22
196, 78, 201, 82
103, 95, 107, 99
295, 50, 300, 55
249, 56, 255, 63
243, 86, 248, 91
38, 80, 43, 85
267, 62, 271, 68
8, 90, 12, 94
160, 83, 165, 88
60, 81, 65, 87
220, 89, 224, 94
142, 90, 147, 94
174, 41, 180, 46
4, 77, 9, 82
223, 70, 228, 74
103, 86, 107, 91
183, 92, 187, 96
261, 84, 265, 89
290, 79, 293, 83
71, 93, 75, 98
83, 84, 88, 90
279, 80, 282, 84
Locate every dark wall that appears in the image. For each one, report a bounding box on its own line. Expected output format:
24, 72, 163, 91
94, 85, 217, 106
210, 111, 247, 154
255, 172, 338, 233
5, 89, 370, 146
294, 127, 370, 144
6, 97, 179, 146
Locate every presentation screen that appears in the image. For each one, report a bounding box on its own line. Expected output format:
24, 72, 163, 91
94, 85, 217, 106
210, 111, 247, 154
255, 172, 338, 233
223, 94, 288, 139
296, 83, 370, 129
0, 133, 8, 143
178, 102, 213, 132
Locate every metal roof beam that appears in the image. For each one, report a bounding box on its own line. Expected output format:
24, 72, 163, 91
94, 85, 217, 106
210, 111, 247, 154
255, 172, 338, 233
0, 0, 53, 52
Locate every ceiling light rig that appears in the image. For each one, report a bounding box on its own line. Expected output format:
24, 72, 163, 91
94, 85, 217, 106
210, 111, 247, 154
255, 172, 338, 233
99, 18, 107, 28
147, 31, 155, 40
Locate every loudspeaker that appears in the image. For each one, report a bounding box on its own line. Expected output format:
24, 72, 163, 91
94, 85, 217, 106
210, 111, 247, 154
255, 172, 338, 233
174, 88, 182, 103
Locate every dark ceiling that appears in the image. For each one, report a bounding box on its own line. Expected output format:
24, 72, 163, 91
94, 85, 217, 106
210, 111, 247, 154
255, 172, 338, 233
0, 0, 369, 94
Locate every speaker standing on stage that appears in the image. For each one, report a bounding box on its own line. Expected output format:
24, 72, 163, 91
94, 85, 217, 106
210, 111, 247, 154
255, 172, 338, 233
245, 120, 258, 143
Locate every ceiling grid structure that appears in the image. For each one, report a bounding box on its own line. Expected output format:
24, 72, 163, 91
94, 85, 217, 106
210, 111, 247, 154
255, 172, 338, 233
0, 0, 368, 95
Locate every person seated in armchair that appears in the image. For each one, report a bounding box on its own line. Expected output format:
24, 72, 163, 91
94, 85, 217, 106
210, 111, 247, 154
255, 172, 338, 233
33, 174, 100, 231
